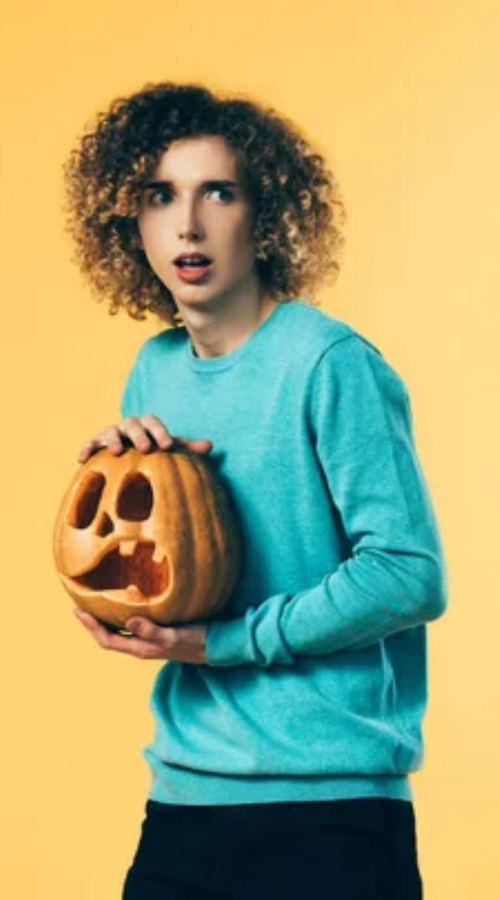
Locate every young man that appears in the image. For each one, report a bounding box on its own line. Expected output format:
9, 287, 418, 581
66, 82, 448, 899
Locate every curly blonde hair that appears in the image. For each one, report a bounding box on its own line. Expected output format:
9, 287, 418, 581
62, 81, 347, 327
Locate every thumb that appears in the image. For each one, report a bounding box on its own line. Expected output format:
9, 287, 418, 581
126, 617, 161, 639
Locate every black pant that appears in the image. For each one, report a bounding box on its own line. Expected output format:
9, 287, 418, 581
122, 797, 423, 899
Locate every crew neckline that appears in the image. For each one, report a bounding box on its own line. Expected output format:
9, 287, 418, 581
186, 300, 294, 373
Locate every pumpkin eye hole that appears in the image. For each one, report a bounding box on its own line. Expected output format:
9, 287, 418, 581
70, 472, 105, 529
116, 473, 153, 521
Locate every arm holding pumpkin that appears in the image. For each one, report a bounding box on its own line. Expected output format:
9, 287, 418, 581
204, 338, 448, 668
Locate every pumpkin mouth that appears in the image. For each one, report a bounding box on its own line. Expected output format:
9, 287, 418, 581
70, 540, 170, 604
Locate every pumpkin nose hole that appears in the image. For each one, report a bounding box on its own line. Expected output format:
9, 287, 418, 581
96, 511, 114, 537
116, 473, 153, 521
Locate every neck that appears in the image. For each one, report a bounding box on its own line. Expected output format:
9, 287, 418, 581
175, 281, 278, 359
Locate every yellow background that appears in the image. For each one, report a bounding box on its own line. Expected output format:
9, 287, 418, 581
1, 1, 498, 897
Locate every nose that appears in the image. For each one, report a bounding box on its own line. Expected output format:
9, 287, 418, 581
95, 510, 114, 537
178, 196, 204, 241
179, 225, 200, 240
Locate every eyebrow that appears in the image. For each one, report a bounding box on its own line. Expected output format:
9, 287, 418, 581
142, 179, 240, 191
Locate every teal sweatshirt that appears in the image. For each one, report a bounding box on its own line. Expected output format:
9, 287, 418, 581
120, 298, 448, 806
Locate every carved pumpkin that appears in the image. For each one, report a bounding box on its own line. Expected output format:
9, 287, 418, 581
53, 446, 242, 631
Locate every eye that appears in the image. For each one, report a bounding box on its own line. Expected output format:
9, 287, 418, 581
145, 186, 235, 206
148, 189, 172, 206
207, 187, 235, 203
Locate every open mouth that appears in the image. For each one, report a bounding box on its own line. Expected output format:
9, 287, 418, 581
70, 540, 170, 603
174, 254, 213, 267
174, 260, 213, 283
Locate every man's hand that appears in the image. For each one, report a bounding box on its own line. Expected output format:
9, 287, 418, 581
74, 609, 207, 664
77, 414, 213, 463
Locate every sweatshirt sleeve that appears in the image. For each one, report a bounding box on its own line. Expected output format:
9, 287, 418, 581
205, 335, 448, 668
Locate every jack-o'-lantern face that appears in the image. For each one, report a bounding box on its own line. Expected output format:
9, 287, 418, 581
53, 447, 242, 630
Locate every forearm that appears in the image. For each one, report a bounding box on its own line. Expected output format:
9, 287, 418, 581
205, 541, 447, 667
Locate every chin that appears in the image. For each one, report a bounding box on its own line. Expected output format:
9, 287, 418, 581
175, 285, 228, 305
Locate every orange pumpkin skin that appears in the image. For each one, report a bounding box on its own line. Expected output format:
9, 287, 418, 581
53, 446, 242, 630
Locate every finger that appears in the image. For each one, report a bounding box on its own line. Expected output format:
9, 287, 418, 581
77, 426, 123, 463
126, 617, 175, 645
77, 437, 105, 463
98, 424, 127, 455
174, 437, 213, 454
137, 415, 175, 450
74, 609, 122, 646
74, 609, 115, 644
74, 609, 152, 656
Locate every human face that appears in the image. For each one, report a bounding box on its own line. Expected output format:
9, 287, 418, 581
137, 135, 261, 315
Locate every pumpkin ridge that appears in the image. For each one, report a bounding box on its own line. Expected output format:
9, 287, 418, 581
162, 450, 198, 621
189, 453, 243, 613
186, 452, 226, 611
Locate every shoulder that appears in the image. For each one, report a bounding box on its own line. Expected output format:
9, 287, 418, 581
283, 298, 387, 367
129, 325, 188, 369
283, 298, 355, 346
286, 300, 410, 400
